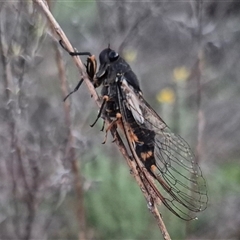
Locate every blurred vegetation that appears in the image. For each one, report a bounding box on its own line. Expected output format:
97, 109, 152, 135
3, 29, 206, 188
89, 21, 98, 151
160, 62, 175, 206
0, 0, 240, 239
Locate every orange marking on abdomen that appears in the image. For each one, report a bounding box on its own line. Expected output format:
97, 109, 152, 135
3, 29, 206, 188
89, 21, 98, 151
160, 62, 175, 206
150, 164, 157, 173
128, 129, 139, 143
141, 150, 153, 161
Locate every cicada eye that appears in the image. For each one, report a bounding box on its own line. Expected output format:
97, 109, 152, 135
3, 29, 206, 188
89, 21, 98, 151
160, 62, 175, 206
108, 50, 119, 62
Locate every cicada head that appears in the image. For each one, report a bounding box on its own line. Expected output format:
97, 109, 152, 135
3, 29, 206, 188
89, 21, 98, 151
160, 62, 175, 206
96, 48, 119, 79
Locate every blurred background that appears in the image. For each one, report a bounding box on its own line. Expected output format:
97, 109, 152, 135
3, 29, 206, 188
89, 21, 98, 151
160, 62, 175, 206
0, 1, 240, 239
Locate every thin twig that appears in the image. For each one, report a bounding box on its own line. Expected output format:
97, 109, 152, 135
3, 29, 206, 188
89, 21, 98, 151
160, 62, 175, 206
0, 13, 21, 239
112, 111, 171, 239
1, 7, 38, 239
46, 0, 88, 237
51, 35, 88, 240
185, 0, 205, 236
33, 0, 100, 105
195, 0, 204, 165
33, 1, 171, 239
111, 129, 171, 240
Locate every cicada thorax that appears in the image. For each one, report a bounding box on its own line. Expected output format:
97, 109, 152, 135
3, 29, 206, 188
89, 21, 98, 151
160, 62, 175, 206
96, 52, 157, 174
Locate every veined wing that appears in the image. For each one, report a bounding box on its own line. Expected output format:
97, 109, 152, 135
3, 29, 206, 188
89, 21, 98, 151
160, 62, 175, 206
120, 78, 208, 220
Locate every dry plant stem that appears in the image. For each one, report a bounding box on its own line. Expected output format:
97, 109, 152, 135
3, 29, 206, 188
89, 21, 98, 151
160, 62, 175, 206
33, 0, 99, 105
111, 94, 171, 237
195, 0, 204, 165
111, 128, 171, 240
51, 37, 87, 240
47, 0, 87, 236
33, 0, 170, 238
186, 1, 204, 236
113, 116, 171, 240
152, 204, 171, 240
0, 20, 21, 239
0, 12, 36, 240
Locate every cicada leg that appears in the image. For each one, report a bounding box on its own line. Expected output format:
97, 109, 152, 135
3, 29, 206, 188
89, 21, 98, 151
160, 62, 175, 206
102, 113, 122, 144
90, 96, 109, 127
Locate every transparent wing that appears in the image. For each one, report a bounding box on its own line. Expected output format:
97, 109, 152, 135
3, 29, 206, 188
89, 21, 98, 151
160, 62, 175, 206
121, 79, 208, 220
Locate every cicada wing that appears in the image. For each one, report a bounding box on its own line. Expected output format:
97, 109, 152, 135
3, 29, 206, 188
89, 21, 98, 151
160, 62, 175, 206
120, 79, 208, 220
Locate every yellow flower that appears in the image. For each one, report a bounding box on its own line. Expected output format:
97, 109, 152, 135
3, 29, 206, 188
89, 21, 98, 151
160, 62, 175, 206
173, 66, 189, 82
123, 49, 137, 62
12, 41, 22, 56
156, 88, 175, 104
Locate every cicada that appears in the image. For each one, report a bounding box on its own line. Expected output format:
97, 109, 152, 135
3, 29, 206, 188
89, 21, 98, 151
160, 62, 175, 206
61, 41, 208, 220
